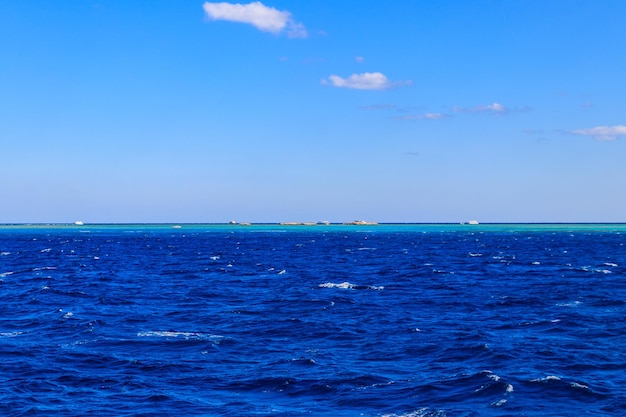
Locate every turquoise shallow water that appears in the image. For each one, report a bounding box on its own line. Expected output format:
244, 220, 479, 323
1, 224, 625, 416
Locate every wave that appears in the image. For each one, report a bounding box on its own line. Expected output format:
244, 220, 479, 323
382, 408, 446, 417
524, 374, 610, 400
319, 282, 384, 290
0, 331, 25, 338
136, 331, 224, 342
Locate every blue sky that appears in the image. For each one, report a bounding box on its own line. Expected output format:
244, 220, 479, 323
2, 0, 625, 223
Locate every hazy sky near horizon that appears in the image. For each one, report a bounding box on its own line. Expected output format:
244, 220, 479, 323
2, 0, 626, 223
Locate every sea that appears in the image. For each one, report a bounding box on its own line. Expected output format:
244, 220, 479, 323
1, 223, 625, 416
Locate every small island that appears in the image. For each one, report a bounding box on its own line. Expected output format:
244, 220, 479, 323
343, 220, 378, 225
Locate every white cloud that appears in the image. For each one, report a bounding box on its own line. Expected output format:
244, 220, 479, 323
394, 113, 448, 121
322, 72, 411, 90
451, 102, 531, 115
571, 125, 626, 141
485, 102, 506, 112
202, 1, 307, 38
355, 56, 365, 63
452, 102, 508, 114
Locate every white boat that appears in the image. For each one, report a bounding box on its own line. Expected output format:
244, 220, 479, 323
468, 220, 479, 225
74, 221, 84, 226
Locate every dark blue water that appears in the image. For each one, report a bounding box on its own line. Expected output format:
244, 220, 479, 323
1, 224, 625, 416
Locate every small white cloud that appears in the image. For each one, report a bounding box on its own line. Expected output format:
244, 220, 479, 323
202, 1, 307, 38
486, 102, 506, 112
394, 112, 448, 121
323, 72, 411, 90
355, 56, 365, 63
452, 102, 508, 114
571, 125, 626, 141
451, 102, 531, 115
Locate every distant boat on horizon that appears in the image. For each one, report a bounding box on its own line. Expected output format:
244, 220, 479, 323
74, 221, 84, 226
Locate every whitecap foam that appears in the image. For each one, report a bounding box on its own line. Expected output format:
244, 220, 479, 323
532, 375, 561, 382
570, 382, 589, 390
604, 262, 618, 267
320, 282, 356, 289
491, 399, 507, 407
432, 269, 454, 275
137, 331, 224, 342
557, 301, 581, 307
0, 332, 24, 337
485, 371, 500, 381
0, 271, 14, 278
382, 408, 445, 417
62, 311, 74, 319
0, 251, 10, 256
319, 282, 384, 290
